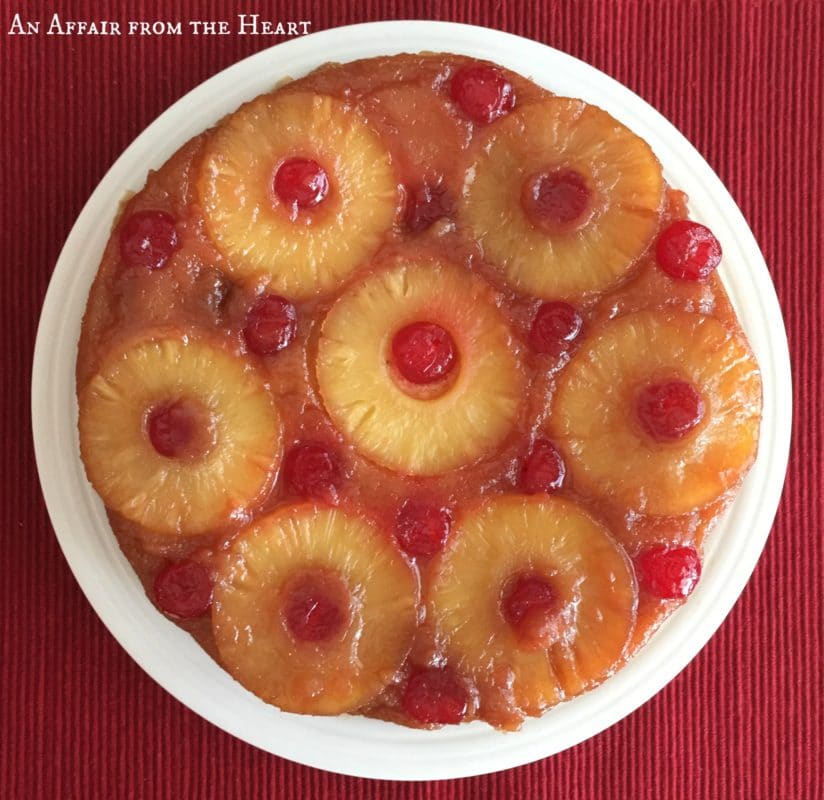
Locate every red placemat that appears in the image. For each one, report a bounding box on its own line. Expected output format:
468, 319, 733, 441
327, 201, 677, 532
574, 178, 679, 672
2, 1, 821, 797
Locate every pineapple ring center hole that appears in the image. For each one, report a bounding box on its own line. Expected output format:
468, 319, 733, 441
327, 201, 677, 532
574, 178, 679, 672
280, 568, 352, 644
634, 379, 706, 443
389, 321, 460, 399
271, 156, 330, 217
521, 168, 594, 232
500, 571, 572, 650
145, 398, 217, 461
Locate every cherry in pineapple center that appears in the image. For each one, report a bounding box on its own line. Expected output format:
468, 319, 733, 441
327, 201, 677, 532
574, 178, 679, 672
636, 380, 706, 443
391, 321, 458, 385
272, 156, 330, 213
146, 399, 215, 460
282, 569, 352, 643
522, 168, 594, 231
502, 572, 567, 650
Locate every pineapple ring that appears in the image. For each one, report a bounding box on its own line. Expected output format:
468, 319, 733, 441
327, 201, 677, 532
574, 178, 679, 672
429, 495, 636, 718
460, 97, 664, 300
198, 92, 398, 299
78, 336, 283, 536
316, 259, 525, 475
550, 309, 762, 515
212, 504, 419, 715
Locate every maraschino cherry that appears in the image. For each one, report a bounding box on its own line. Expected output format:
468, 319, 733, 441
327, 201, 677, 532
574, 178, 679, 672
274, 157, 330, 211
635, 545, 702, 599
395, 500, 452, 558
392, 322, 457, 385
450, 65, 515, 124
636, 380, 705, 442
522, 168, 593, 230
283, 573, 348, 643
656, 220, 721, 281
120, 210, 179, 270
401, 667, 468, 725
243, 294, 297, 355
146, 400, 212, 460
529, 301, 584, 356
502, 573, 563, 647
154, 560, 213, 618
520, 439, 566, 494
284, 442, 341, 504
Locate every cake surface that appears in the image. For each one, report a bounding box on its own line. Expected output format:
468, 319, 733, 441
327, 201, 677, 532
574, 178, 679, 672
76, 53, 762, 730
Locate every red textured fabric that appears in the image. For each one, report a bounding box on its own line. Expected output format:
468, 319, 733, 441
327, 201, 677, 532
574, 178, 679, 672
2, 1, 821, 797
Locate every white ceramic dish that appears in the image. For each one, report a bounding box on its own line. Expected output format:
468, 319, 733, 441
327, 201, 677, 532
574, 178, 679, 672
32, 21, 792, 781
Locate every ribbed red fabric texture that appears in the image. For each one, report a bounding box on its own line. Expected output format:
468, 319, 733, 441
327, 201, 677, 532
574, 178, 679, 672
1, 1, 821, 797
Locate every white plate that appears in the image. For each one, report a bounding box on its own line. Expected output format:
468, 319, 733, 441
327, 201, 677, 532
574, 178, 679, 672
31, 21, 792, 781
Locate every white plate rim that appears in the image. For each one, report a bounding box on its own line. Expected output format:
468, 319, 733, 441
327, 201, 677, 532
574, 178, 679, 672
31, 20, 792, 781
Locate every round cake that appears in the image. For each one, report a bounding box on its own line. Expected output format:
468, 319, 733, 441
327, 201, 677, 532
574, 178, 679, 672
76, 53, 762, 730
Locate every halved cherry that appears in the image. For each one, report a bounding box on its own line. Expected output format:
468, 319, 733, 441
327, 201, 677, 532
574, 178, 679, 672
501, 573, 564, 648
636, 380, 705, 442
243, 294, 297, 355
273, 157, 330, 210
395, 500, 452, 558
119, 209, 179, 270
635, 545, 701, 600
146, 399, 213, 460
522, 168, 593, 230
529, 301, 584, 356
392, 322, 457, 385
284, 442, 341, 504
519, 439, 566, 494
282, 571, 350, 643
450, 65, 515, 124
154, 560, 213, 619
401, 667, 468, 725
655, 220, 721, 281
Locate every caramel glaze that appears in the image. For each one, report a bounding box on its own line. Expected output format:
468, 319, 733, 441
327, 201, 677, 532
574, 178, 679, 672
77, 53, 756, 729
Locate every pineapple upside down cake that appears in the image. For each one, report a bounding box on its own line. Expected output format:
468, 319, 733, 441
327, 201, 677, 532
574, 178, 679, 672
77, 54, 762, 730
